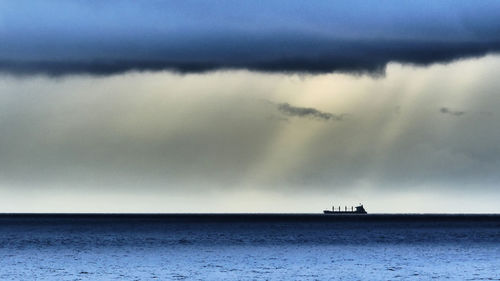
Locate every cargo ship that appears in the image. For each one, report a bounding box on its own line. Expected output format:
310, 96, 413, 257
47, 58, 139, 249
323, 204, 367, 214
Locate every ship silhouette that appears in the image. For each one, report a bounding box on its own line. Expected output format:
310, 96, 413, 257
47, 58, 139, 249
323, 204, 367, 214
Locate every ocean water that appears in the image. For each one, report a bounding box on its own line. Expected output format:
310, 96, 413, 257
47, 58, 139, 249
0, 214, 499, 280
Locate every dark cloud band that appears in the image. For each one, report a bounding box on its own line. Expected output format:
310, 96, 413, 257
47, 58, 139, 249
2, 40, 500, 76
2, 1, 500, 76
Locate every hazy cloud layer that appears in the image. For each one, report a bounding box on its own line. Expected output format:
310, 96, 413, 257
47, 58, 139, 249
1, 57, 500, 196
2, 1, 500, 75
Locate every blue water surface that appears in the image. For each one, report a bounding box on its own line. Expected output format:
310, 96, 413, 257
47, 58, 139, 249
0, 214, 499, 280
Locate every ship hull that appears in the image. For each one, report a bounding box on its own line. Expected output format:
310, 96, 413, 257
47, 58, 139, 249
323, 210, 367, 215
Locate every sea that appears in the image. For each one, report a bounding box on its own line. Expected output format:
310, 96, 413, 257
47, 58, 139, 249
0, 214, 499, 280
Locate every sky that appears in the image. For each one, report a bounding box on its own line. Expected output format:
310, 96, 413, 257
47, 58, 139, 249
1, 1, 500, 213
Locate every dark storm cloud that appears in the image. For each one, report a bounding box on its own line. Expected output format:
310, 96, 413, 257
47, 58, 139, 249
440, 107, 466, 116
2, 0, 500, 76
0, 60, 221, 76
277, 103, 344, 121
3, 40, 500, 76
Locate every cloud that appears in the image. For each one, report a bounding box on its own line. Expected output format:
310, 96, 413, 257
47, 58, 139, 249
2, 56, 500, 212
2, 1, 500, 76
440, 107, 466, 116
1, 39, 500, 77
277, 103, 344, 121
